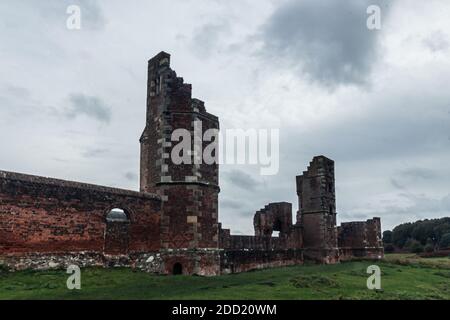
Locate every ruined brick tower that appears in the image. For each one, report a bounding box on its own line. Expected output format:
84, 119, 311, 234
296, 156, 339, 263
139, 52, 220, 275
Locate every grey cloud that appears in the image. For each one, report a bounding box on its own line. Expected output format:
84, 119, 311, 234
34, 0, 106, 30
124, 172, 138, 182
383, 193, 450, 218
3, 85, 31, 99
343, 192, 450, 231
283, 100, 449, 164
0, 84, 47, 118
65, 93, 112, 123
339, 212, 368, 221
82, 147, 108, 158
259, 0, 391, 87
423, 31, 449, 53
390, 178, 406, 190
221, 198, 242, 210
225, 169, 259, 191
190, 22, 230, 59
390, 168, 436, 190
400, 168, 436, 180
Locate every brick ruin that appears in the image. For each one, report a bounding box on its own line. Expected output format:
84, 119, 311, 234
0, 52, 383, 275
338, 218, 383, 260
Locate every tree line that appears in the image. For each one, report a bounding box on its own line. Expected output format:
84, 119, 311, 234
383, 217, 450, 253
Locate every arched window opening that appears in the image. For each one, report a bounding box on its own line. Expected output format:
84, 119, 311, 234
106, 208, 129, 222
173, 263, 183, 275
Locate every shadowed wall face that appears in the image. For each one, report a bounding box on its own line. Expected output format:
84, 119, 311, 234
297, 156, 337, 247
297, 156, 339, 262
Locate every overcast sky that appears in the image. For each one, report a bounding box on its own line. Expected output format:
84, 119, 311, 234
1, 0, 449, 233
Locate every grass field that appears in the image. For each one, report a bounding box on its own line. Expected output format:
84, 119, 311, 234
1, 254, 449, 300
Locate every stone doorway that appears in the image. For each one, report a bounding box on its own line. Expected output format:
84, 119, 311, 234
173, 262, 183, 275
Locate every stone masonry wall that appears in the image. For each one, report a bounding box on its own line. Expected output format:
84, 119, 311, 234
0, 171, 161, 261
338, 218, 384, 260
296, 156, 339, 263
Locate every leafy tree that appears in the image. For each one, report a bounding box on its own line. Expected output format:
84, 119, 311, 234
439, 233, 450, 249
392, 223, 414, 248
382, 230, 393, 244
384, 244, 395, 253
411, 220, 435, 245
390, 218, 450, 248
424, 244, 434, 253
410, 242, 424, 253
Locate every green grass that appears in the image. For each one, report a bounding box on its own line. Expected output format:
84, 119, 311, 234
1, 255, 449, 300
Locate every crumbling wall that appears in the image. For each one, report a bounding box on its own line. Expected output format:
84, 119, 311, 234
338, 218, 384, 260
254, 202, 292, 237
0, 171, 161, 270
220, 249, 303, 274
296, 156, 339, 263
218, 202, 304, 273
218, 230, 303, 273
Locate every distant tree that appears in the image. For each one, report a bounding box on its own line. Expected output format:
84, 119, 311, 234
439, 233, 450, 249
393, 223, 414, 248
383, 230, 393, 244
434, 219, 450, 243
405, 239, 423, 253
411, 220, 435, 245
411, 243, 424, 254
390, 218, 450, 248
384, 244, 395, 253
424, 244, 434, 253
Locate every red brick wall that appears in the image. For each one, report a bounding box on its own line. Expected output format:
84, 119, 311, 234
0, 171, 161, 256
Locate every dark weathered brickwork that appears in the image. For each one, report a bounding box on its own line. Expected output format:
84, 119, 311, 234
0, 52, 383, 275
296, 156, 340, 263
338, 218, 384, 260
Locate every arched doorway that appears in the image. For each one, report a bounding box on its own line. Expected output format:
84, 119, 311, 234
104, 208, 130, 255
173, 262, 183, 275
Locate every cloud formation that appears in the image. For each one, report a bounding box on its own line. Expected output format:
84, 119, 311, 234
259, 0, 391, 87
225, 169, 259, 191
124, 172, 138, 182
65, 93, 112, 124
423, 31, 450, 53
